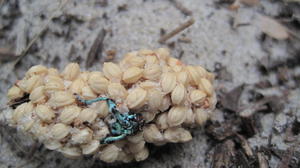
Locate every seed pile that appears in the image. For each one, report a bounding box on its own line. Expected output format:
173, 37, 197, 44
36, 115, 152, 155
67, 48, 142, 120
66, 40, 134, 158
6, 48, 216, 163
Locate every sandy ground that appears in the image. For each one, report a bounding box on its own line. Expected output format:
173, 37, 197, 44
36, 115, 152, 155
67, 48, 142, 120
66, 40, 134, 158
0, 0, 299, 168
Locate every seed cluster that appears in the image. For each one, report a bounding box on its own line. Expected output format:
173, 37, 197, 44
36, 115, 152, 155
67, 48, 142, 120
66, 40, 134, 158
7, 48, 216, 163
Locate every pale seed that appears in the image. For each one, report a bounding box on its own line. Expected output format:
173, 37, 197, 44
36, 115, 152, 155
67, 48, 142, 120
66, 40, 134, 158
161, 72, 176, 93
143, 124, 164, 143
167, 106, 187, 127
62, 63, 80, 81
171, 84, 186, 105
123, 67, 143, 83
126, 88, 147, 109
59, 105, 81, 124
35, 104, 55, 123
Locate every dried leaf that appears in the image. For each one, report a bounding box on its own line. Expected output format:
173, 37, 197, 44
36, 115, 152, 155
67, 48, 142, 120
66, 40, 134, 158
219, 84, 244, 112
258, 15, 289, 40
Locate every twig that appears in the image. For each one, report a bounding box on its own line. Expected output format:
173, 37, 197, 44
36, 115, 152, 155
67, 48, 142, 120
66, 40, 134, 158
13, 0, 70, 66
86, 29, 106, 68
158, 18, 195, 44
0, 48, 17, 62
169, 0, 192, 16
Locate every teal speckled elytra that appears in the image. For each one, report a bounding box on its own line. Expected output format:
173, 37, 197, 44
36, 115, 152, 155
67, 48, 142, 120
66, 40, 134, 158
75, 95, 144, 144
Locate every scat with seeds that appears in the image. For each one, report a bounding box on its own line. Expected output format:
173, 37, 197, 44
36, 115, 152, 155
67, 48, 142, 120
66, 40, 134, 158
6, 48, 216, 163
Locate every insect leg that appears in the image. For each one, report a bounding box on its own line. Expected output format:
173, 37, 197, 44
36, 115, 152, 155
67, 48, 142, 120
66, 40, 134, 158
100, 134, 126, 144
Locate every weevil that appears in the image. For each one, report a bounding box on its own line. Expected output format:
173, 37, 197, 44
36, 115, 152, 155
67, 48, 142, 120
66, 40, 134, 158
75, 95, 144, 144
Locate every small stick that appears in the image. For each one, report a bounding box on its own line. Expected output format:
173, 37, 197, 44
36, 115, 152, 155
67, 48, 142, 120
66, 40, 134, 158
158, 18, 195, 44
86, 29, 106, 68
169, 0, 192, 16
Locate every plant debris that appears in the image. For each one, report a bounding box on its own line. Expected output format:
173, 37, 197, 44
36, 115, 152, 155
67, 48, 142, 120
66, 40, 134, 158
86, 29, 106, 68
8, 93, 30, 109
257, 15, 289, 40
158, 18, 195, 44
0, 48, 17, 62
169, 0, 192, 16
219, 84, 244, 112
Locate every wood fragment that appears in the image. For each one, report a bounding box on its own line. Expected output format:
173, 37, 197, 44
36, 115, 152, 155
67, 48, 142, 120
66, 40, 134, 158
0, 48, 17, 62
158, 18, 195, 44
178, 37, 192, 43
277, 147, 295, 168
257, 152, 269, 168
236, 134, 253, 157
206, 121, 237, 141
105, 49, 116, 61
169, 0, 192, 16
86, 29, 106, 68
212, 140, 235, 168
